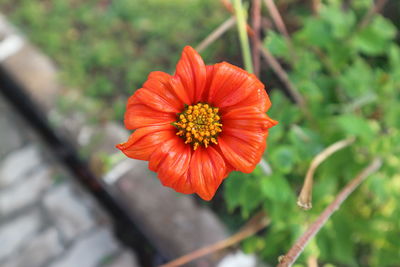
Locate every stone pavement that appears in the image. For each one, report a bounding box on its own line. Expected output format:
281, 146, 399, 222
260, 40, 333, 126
0, 96, 139, 267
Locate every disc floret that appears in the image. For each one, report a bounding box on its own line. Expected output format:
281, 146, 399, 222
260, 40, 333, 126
174, 103, 222, 150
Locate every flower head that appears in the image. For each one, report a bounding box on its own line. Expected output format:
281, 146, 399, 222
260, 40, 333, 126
117, 46, 277, 200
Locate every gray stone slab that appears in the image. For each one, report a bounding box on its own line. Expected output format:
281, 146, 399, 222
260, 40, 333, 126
0, 114, 23, 159
0, 210, 42, 260
115, 161, 228, 266
2, 228, 63, 267
0, 145, 42, 188
43, 184, 95, 241
0, 31, 59, 110
103, 251, 139, 267
49, 228, 119, 267
0, 167, 52, 215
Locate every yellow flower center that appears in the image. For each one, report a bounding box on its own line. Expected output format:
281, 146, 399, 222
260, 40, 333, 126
174, 103, 222, 150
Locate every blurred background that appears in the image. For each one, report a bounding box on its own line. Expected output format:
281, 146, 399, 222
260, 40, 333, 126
0, 0, 399, 267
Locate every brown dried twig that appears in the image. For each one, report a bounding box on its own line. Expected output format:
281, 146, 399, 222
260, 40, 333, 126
251, 0, 262, 77
263, 0, 290, 40
311, 0, 321, 15
278, 158, 382, 267
220, 0, 307, 112
258, 44, 305, 108
196, 16, 236, 53
297, 137, 356, 210
159, 211, 270, 267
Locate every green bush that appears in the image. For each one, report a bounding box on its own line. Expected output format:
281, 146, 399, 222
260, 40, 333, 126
2, 0, 399, 266
223, 1, 400, 266
1, 0, 237, 119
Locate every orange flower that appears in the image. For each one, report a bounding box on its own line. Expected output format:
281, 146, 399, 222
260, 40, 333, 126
117, 46, 277, 200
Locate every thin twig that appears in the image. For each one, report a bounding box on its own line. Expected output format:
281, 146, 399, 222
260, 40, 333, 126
220, 0, 306, 110
263, 0, 290, 40
311, 0, 321, 15
196, 16, 236, 53
251, 0, 262, 77
278, 158, 382, 267
297, 137, 356, 210
262, 0, 297, 61
159, 211, 270, 267
258, 44, 306, 108
358, 0, 388, 29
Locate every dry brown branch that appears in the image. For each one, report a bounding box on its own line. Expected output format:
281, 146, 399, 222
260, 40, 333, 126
251, 0, 262, 76
220, 0, 306, 111
159, 211, 270, 267
196, 16, 236, 53
277, 158, 382, 267
297, 137, 356, 210
258, 44, 305, 108
263, 0, 290, 39
311, 0, 321, 15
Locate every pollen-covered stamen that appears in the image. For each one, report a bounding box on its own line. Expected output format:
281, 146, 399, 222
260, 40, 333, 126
174, 103, 222, 150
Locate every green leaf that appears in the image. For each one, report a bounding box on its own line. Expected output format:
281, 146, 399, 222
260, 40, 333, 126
294, 17, 332, 48
260, 173, 293, 203
335, 114, 374, 141
320, 4, 356, 39
352, 15, 397, 55
264, 31, 289, 58
338, 57, 375, 98
224, 168, 265, 218
269, 146, 296, 174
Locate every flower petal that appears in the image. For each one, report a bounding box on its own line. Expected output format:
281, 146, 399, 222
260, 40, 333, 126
175, 46, 207, 103
149, 136, 194, 194
135, 71, 183, 113
218, 127, 268, 173
124, 95, 176, 130
222, 106, 278, 133
188, 146, 227, 200
116, 124, 175, 161
170, 76, 192, 105
206, 62, 269, 111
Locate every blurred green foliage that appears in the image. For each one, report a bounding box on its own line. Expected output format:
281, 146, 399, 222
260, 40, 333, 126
224, 0, 400, 266
0, 0, 237, 120
1, 0, 399, 266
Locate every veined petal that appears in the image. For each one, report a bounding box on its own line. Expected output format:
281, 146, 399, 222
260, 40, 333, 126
206, 62, 267, 110
188, 146, 227, 200
124, 95, 175, 130
170, 76, 192, 105
227, 84, 271, 113
149, 136, 194, 194
136, 71, 183, 113
175, 46, 207, 103
218, 128, 268, 173
116, 124, 175, 161
222, 106, 278, 133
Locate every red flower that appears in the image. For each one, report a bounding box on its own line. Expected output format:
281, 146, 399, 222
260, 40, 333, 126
117, 46, 277, 200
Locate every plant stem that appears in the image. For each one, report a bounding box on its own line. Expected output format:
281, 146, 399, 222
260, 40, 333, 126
251, 0, 262, 77
234, 0, 254, 73
277, 158, 382, 267
297, 137, 356, 210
